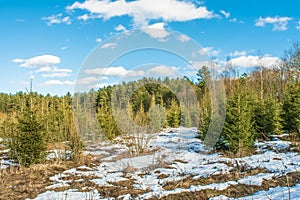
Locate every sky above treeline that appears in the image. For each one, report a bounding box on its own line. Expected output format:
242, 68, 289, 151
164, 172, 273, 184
1, 0, 300, 95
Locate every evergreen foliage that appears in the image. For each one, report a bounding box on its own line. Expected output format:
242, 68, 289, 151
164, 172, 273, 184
9, 97, 46, 167
282, 83, 300, 134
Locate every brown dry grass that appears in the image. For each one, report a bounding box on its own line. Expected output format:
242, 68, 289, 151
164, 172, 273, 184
159, 172, 300, 200
163, 167, 269, 190
52, 173, 150, 198
0, 163, 74, 200
0, 152, 97, 200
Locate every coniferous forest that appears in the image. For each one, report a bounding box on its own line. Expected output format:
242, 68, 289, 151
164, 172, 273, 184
0, 43, 299, 168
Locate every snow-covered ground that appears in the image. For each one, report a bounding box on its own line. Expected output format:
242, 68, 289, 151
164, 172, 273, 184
0, 137, 13, 169
2, 128, 298, 200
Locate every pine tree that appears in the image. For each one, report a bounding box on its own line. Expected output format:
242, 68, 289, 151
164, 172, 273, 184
282, 83, 300, 134
9, 98, 46, 167
222, 89, 255, 156
253, 98, 283, 137
167, 99, 180, 127
148, 94, 166, 133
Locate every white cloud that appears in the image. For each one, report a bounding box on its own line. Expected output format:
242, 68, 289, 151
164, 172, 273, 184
13, 55, 61, 68
12, 58, 24, 63
142, 22, 170, 39
78, 14, 90, 21
220, 10, 230, 18
35, 66, 52, 73
85, 66, 145, 77
42, 73, 72, 78
96, 38, 102, 43
177, 34, 190, 43
31, 64, 72, 78
229, 18, 244, 24
198, 47, 221, 57
35, 66, 72, 73
100, 43, 117, 49
255, 16, 293, 31
297, 21, 300, 30
60, 46, 68, 50
93, 83, 109, 88
64, 81, 75, 85
85, 66, 128, 76
45, 80, 74, 85
114, 24, 127, 32
229, 50, 247, 57
77, 77, 98, 84
228, 55, 281, 68
126, 70, 145, 77
148, 65, 178, 76
66, 0, 217, 26
42, 13, 72, 26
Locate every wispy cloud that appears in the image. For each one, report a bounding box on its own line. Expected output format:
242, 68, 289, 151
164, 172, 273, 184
297, 21, 300, 30
35, 66, 72, 73
229, 18, 244, 24
114, 24, 127, 32
42, 73, 72, 78
44, 80, 74, 85
100, 43, 117, 49
177, 34, 190, 43
255, 16, 293, 31
96, 38, 102, 43
229, 50, 247, 57
198, 47, 221, 57
220, 10, 230, 18
42, 13, 71, 26
60, 46, 68, 50
148, 65, 178, 76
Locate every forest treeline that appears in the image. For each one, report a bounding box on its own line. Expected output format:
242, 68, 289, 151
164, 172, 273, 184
0, 43, 299, 166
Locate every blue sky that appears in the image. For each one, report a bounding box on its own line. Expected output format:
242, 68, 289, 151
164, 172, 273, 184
1, 0, 300, 95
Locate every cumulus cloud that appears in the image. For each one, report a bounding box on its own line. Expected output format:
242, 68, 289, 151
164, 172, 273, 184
142, 22, 170, 39
66, 0, 217, 26
13, 55, 61, 68
42, 13, 71, 26
13, 55, 73, 78
100, 43, 117, 48
255, 16, 293, 31
85, 66, 144, 77
228, 55, 281, 68
45, 80, 74, 85
220, 10, 230, 18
